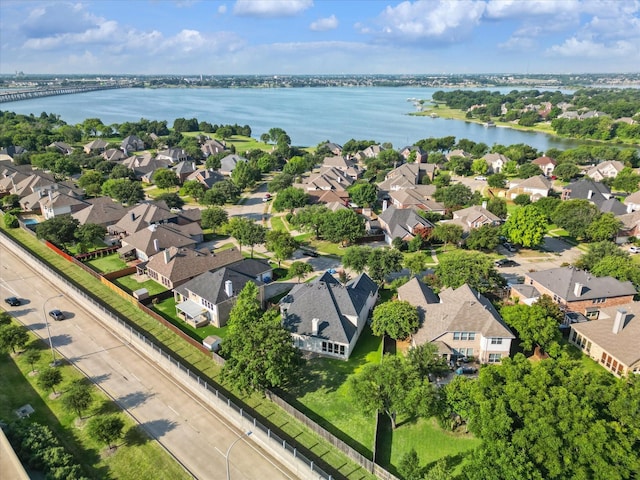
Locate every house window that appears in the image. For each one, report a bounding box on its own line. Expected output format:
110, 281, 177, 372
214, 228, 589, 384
490, 338, 502, 345
553, 294, 559, 302
585, 341, 591, 354
570, 330, 577, 343
453, 332, 475, 341
586, 310, 600, 320
592, 298, 605, 304
322, 341, 327, 352
488, 353, 501, 363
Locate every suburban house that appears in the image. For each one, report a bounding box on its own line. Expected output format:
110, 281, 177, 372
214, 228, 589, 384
586, 160, 625, 181
506, 175, 553, 201
614, 210, 640, 243
569, 304, 640, 376
360, 144, 384, 159
102, 148, 126, 162
280, 272, 378, 360
117, 223, 200, 262
398, 278, 514, 364
121, 135, 145, 154
320, 142, 343, 156
297, 166, 354, 192
446, 149, 472, 162
72, 197, 130, 227
387, 187, 445, 213
219, 154, 247, 175
0, 145, 27, 158
39, 191, 88, 220
156, 148, 188, 164
561, 179, 627, 215
321, 156, 360, 180
483, 153, 509, 173
142, 246, 244, 289
399, 146, 428, 163
122, 154, 171, 180
377, 205, 434, 244
186, 168, 225, 189
201, 138, 227, 157
172, 161, 197, 184
83, 139, 108, 154
307, 189, 349, 206
47, 141, 74, 155
623, 190, 640, 212
512, 266, 637, 319
174, 259, 270, 327
447, 204, 501, 233
108, 201, 178, 237
531, 156, 557, 176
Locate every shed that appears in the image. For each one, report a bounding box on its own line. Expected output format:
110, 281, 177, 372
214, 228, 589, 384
202, 335, 222, 352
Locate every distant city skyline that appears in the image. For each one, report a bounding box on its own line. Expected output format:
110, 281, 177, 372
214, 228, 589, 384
1, 0, 638, 76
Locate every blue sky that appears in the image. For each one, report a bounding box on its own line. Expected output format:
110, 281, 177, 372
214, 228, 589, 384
1, 0, 638, 75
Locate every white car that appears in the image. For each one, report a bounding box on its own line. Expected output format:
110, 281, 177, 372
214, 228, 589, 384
629, 246, 640, 254
474, 176, 487, 181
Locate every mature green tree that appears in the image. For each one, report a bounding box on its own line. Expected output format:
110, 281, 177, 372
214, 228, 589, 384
227, 217, 266, 257
531, 196, 561, 222
472, 158, 488, 175
4, 213, 18, 229
407, 343, 449, 380
289, 204, 329, 239
109, 163, 136, 180
87, 415, 125, 450
350, 354, 436, 429
152, 169, 179, 189
221, 284, 301, 393
77, 171, 104, 196
366, 248, 403, 285
37, 367, 63, 394
0, 324, 29, 354
518, 162, 543, 179
23, 348, 41, 373
36, 215, 79, 247
534, 294, 564, 323
319, 209, 365, 246
265, 230, 298, 267
612, 167, 640, 193
435, 251, 503, 294
486, 197, 507, 219
432, 172, 451, 187
371, 301, 419, 341
155, 192, 185, 209
487, 173, 507, 189
272, 187, 309, 212
267, 173, 294, 192
289, 261, 313, 283
503, 205, 548, 248
553, 162, 581, 182
201, 180, 240, 205
431, 223, 464, 251
434, 183, 479, 209
585, 213, 622, 242
341, 246, 372, 274
552, 199, 600, 239
75, 223, 106, 246
348, 182, 378, 207
201, 206, 228, 232
501, 304, 561, 356
591, 255, 640, 286
101, 178, 144, 205
398, 449, 423, 480
2, 193, 20, 208
0, 312, 11, 326
465, 224, 501, 251
231, 160, 261, 189
513, 193, 531, 206
62, 380, 93, 418
576, 240, 627, 271
404, 252, 429, 277
181, 180, 207, 202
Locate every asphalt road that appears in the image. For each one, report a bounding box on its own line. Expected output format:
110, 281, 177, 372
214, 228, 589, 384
0, 246, 294, 480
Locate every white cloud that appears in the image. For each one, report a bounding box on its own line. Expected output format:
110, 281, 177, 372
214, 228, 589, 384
485, 0, 580, 19
368, 0, 486, 42
21, 2, 101, 37
218, 4, 228, 14
547, 37, 636, 58
233, 0, 313, 17
310, 14, 338, 32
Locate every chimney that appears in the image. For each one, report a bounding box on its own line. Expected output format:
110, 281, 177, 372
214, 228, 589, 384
382, 200, 388, 211
612, 309, 627, 334
588, 190, 593, 199
153, 238, 160, 252
312, 318, 319, 336
224, 280, 233, 297
574, 282, 584, 297
482, 200, 487, 209
163, 249, 171, 264
131, 212, 136, 221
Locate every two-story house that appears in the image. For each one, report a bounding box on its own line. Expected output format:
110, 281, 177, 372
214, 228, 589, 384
377, 205, 434, 245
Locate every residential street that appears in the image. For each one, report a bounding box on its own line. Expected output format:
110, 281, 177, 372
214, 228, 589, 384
0, 246, 295, 480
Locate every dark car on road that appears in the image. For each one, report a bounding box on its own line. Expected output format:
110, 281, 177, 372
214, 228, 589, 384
4, 297, 21, 306
49, 309, 65, 321
502, 242, 518, 252
455, 366, 478, 375
301, 249, 319, 257
495, 258, 519, 268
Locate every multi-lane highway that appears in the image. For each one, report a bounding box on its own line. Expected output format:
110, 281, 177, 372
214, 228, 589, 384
0, 245, 294, 480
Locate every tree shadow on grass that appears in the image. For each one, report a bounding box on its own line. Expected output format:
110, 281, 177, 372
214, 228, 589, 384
92, 398, 120, 416
124, 424, 150, 446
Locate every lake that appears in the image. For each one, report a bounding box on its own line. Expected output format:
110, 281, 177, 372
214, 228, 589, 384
2, 86, 585, 152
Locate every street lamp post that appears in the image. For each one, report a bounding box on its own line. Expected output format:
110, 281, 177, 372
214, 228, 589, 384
218, 431, 252, 480
43, 293, 63, 366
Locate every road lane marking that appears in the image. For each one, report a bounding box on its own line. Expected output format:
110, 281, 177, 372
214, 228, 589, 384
168, 405, 180, 416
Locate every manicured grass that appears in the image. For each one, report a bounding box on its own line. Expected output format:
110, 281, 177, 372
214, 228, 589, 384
0, 326, 191, 480
0, 222, 377, 480
310, 240, 345, 257
113, 275, 168, 296
145, 186, 180, 199
270, 215, 287, 231
152, 297, 228, 341
85, 253, 128, 273
285, 326, 383, 456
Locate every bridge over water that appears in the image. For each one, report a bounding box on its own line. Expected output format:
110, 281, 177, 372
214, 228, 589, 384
0, 83, 133, 103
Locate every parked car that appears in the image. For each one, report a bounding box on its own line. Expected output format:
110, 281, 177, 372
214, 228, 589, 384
4, 297, 21, 306
495, 258, 519, 267
49, 309, 65, 321
630, 246, 640, 254
474, 175, 487, 181
301, 249, 318, 257
455, 366, 478, 375
503, 242, 518, 252
262, 193, 272, 202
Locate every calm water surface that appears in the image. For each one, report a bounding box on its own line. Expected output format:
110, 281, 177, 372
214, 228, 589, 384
3, 87, 584, 152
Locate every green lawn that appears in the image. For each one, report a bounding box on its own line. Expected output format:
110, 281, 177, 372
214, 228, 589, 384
309, 240, 345, 257
0, 327, 191, 480
145, 186, 180, 199
270, 215, 287, 231
113, 275, 168, 296
152, 297, 229, 341
85, 253, 128, 273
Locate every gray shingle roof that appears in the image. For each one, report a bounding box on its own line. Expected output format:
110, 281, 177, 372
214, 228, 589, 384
179, 266, 264, 305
